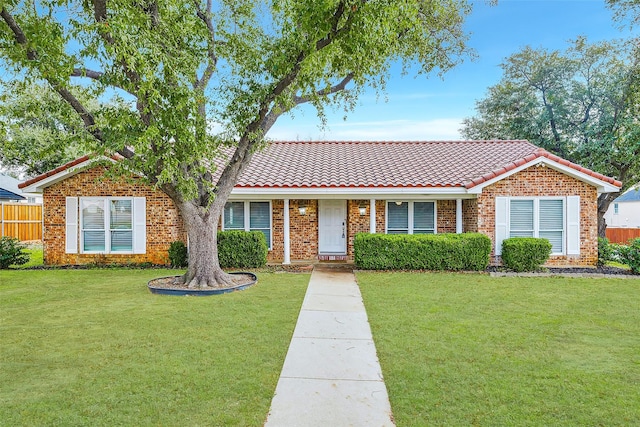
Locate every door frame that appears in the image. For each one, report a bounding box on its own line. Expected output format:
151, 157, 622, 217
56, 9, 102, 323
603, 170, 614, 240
318, 199, 347, 254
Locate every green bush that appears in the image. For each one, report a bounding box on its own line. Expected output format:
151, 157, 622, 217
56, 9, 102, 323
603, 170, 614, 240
598, 237, 613, 267
218, 230, 268, 268
0, 237, 29, 269
501, 237, 552, 272
617, 238, 640, 274
353, 232, 492, 271
168, 241, 188, 268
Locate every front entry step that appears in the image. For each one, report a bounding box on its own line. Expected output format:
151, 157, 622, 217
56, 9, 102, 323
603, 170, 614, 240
317, 254, 348, 261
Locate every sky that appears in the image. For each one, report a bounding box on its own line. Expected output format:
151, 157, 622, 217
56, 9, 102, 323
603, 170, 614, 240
267, 0, 638, 142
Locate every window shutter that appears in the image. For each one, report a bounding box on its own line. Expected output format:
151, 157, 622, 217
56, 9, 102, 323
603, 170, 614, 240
133, 197, 146, 254
65, 197, 78, 254
495, 197, 508, 255
566, 196, 580, 255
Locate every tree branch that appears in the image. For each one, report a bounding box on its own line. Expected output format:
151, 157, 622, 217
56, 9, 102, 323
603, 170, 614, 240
193, 0, 218, 91
71, 67, 104, 80
292, 73, 354, 105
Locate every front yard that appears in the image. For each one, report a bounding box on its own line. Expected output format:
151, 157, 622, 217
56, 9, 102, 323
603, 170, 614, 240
357, 272, 640, 426
0, 269, 308, 426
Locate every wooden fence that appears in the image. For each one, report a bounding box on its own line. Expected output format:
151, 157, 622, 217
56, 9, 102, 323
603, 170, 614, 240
1, 202, 43, 241
606, 227, 640, 244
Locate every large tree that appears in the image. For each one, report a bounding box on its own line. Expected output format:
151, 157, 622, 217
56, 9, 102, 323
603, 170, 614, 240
1, 0, 472, 287
0, 81, 100, 176
461, 38, 640, 236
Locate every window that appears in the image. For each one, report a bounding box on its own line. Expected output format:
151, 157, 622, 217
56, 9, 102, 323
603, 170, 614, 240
223, 201, 272, 248
614, 203, 619, 215
507, 198, 565, 254
386, 201, 435, 234
80, 198, 133, 253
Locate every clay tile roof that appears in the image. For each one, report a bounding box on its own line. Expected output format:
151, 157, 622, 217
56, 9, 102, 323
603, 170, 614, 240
21, 140, 622, 190
234, 140, 583, 189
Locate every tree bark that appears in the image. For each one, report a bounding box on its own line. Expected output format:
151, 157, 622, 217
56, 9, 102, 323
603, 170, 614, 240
598, 193, 617, 238
174, 198, 234, 289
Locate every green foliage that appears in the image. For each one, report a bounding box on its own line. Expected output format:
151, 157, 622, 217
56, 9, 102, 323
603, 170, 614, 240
354, 232, 491, 271
617, 238, 640, 273
501, 237, 552, 272
168, 241, 188, 268
460, 39, 640, 224
0, 237, 29, 269
217, 231, 268, 269
598, 237, 614, 267
0, 82, 91, 176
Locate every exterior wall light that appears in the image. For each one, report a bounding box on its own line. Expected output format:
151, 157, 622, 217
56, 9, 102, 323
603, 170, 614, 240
298, 200, 308, 215
358, 203, 367, 216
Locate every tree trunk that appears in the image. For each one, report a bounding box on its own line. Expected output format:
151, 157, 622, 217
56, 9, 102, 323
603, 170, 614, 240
597, 193, 617, 238
175, 199, 234, 289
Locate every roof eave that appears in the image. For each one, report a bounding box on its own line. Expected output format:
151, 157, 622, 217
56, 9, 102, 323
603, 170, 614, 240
466, 156, 621, 195
19, 157, 116, 193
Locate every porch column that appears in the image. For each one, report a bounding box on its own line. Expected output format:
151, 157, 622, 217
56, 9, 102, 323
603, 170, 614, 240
456, 198, 463, 234
283, 199, 291, 265
370, 199, 376, 233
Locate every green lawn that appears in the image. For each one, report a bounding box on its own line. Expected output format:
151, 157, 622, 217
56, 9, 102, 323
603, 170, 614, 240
357, 272, 640, 426
0, 269, 308, 426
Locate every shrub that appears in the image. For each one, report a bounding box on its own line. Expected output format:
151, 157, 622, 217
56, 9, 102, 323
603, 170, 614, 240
617, 238, 640, 274
218, 230, 268, 268
598, 237, 613, 267
0, 237, 29, 269
501, 237, 552, 272
353, 232, 492, 271
168, 241, 188, 268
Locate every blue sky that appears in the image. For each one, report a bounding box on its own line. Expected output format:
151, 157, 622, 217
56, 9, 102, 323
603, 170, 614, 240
268, 0, 637, 141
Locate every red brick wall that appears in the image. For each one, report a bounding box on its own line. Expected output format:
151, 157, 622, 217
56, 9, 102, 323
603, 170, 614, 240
463, 199, 478, 232
290, 199, 318, 260
43, 166, 185, 265
477, 166, 598, 266
347, 200, 371, 256
437, 200, 456, 233
269, 200, 285, 262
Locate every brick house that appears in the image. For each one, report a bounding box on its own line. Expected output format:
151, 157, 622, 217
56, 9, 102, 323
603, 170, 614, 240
19, 140, 621, 267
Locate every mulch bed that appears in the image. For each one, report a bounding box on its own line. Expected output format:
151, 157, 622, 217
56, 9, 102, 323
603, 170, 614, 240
148, 273, 256, 290
486, 265, 637, 276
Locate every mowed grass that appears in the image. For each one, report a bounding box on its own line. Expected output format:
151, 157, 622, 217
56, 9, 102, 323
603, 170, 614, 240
0, 269, 308, 426
357, 272, 640, 426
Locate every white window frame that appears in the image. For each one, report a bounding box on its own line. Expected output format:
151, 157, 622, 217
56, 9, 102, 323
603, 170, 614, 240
222, 200, 273, 249
614, 203, 619, 215
79, 197, 135, 254
507, 197, 566, 255
385, 201, 437, 234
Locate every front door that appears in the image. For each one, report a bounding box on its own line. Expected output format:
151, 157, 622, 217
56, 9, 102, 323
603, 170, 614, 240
318, 200, 347, 254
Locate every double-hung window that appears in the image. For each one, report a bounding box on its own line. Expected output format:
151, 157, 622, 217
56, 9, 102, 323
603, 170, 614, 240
80, 198, 134, 253
223, 201, 272, 248
386, 201, 435, 234
506, 198, 565, 254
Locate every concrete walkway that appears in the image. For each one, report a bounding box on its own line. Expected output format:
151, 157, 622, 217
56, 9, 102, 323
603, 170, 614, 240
264, 266, 395, 427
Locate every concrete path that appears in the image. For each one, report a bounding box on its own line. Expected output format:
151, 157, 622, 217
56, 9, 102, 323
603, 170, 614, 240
264, 266, 395, 427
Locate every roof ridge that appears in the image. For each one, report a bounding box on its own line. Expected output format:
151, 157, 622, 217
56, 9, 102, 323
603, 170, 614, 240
269, 139, 533, 144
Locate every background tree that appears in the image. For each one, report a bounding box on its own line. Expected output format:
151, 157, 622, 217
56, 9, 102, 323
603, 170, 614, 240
0, 81, 98, 177
461, 38, 640, 236
0, 0, 472, 287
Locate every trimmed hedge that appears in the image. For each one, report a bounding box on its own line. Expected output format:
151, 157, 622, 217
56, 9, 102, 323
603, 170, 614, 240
354, 232, 491, 271
501, 237, 551, 272
217, 230, 268, 268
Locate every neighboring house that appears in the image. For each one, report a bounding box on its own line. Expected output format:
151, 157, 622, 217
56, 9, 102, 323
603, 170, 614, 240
604, 186, 640, 228
19, 140, 621, 267
0, 173, 42, 203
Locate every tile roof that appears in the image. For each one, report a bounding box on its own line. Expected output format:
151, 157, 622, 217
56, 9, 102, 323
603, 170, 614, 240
20, 140, 622, 190
234, 140, 622, 189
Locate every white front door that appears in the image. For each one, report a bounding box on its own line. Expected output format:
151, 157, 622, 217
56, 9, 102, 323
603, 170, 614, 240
318, 200, 347, 254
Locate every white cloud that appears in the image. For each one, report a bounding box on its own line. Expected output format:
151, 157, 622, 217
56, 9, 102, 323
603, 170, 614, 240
267, 118, 463, 141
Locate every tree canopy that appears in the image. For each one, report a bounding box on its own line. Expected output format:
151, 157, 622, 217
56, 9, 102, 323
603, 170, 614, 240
0, 0, 473, 286
461, 38, 640, 235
